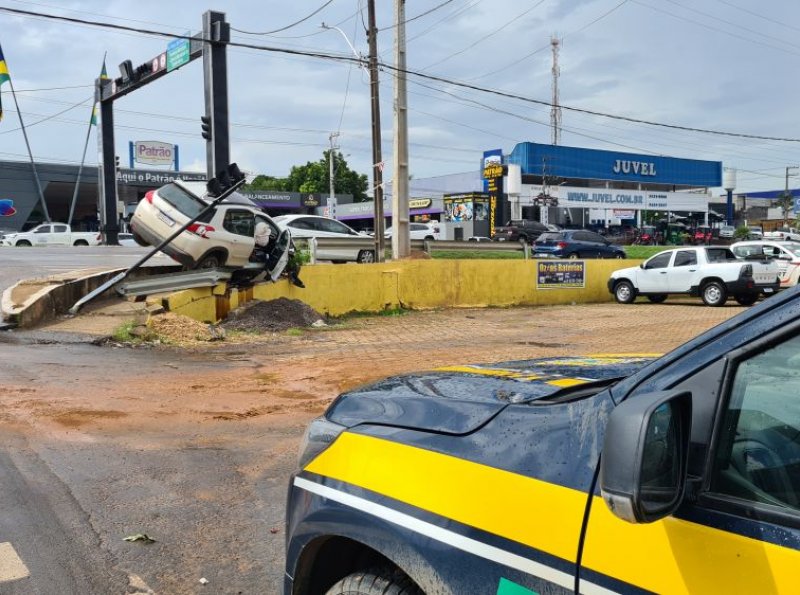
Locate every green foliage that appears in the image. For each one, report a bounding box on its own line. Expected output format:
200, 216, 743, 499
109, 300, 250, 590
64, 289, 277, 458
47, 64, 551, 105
431, 250, 524, 259
245, 150, 368, 201
777, 191, 794, 222
112, 321, 137, 342
623, 245, 667, 259
734, 225, 751, 240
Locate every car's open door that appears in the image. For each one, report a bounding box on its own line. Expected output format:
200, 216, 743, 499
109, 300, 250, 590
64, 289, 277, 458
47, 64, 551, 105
266, 229, 291, 281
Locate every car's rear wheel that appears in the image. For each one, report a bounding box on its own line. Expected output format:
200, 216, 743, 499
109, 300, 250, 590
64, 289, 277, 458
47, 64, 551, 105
15, 240, 31, 247
131, 231, 149, 246
357, 250, 375, 264
568, 252, 580, 259
195, 254, 222, 269
647, 294, 668, 303
614, 280, 636, 304
325, 568, 422, 595
702, 280, 727, 306
614, 252, 625, 259
73, 240, 88, 246
734, 294, 759, 306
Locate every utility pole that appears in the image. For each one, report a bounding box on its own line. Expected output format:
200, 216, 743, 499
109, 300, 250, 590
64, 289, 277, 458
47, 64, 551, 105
550, 36, 561, 146
328, 132, 339, 216
367, 0, 385, 262
392, 0, 410, 259
784, 165, 798, 225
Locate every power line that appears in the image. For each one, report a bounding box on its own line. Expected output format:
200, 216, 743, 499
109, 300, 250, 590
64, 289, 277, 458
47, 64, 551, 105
712, 0, 800, 34
381, 0, 457, 30
2, 5, 800, 144
232, 0, 335, 35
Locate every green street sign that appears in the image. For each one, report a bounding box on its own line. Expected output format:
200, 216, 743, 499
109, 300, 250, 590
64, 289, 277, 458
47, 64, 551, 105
166, 37, 191, 72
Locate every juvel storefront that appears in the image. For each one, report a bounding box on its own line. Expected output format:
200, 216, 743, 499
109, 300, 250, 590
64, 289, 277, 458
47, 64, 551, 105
488, 142, 723, 228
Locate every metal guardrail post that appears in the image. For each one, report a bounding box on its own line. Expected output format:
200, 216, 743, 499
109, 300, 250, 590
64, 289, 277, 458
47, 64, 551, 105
309, 238, 318, 265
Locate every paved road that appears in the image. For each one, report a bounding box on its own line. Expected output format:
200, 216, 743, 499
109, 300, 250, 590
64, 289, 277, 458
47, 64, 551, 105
0, 245, 170, 295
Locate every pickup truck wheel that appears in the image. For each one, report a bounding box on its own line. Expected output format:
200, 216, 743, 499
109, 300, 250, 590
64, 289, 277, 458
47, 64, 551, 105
647, 294, 668, 303
73, 240, 88, 246
734, 294, 759, 306
357, 250, 376, 264
325, 568, 422, 595
702, 281, 728, 307
614, 281, 636, 304
15, 240, 31, 247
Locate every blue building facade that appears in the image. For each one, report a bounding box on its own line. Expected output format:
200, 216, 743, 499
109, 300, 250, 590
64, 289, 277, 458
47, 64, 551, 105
507, 142, 722, 188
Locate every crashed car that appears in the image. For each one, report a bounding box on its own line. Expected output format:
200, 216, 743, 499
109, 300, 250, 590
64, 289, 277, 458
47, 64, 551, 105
130, 180, 292, 281
285, 288, 800, 593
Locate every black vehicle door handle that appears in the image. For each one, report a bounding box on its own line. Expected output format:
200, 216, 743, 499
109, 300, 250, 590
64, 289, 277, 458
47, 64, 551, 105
660, 271, 667, 274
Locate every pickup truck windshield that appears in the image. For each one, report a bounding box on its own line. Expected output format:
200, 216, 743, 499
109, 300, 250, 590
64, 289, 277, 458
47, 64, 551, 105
157, 183, 207, 218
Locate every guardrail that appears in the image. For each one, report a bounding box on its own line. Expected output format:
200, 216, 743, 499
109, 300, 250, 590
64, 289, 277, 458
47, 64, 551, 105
304, 237, 528, 263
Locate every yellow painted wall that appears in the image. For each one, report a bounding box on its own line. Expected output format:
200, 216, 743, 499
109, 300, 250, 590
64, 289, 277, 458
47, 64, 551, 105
160, 259, 640, 322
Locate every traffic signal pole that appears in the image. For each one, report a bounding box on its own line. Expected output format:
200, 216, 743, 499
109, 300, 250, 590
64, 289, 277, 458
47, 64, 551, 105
96, 10, 229, 245
202, 11, 230, 180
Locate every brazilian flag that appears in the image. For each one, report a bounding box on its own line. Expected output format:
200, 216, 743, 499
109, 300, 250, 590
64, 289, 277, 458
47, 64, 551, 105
0, 44, 9, 122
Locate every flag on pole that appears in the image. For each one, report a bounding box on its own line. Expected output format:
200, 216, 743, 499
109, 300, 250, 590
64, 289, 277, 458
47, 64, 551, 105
99, 59, 108, 80
0, 44, 10, 122
90, 104, 98, 126
91, 58, 108, 126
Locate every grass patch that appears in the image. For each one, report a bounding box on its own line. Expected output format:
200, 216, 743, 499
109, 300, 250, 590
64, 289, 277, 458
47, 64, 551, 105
111, 321, 137, 342
431, 250, 524, 259
285, 328, 304, 337
623, 245, 670, 259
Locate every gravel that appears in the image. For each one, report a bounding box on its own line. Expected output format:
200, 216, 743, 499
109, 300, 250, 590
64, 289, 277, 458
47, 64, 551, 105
221, 298, 325, 333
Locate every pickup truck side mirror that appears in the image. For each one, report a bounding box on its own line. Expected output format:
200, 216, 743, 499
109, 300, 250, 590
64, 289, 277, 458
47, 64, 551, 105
600, 390, 691, 523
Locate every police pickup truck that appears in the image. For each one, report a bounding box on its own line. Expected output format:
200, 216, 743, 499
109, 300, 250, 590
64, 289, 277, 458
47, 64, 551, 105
285, 290, 800, 594
608, 246, 779, 306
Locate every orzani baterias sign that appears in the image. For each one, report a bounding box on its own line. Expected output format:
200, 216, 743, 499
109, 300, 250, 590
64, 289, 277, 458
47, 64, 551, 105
134, 141, 175, 166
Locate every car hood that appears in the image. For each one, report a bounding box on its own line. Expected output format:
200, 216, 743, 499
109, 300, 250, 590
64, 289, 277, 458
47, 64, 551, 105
326, 355, 657, 434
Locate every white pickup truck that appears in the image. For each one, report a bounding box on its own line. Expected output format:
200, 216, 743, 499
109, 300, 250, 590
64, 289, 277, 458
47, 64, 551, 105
608, 246, 780, 306
763, 226, 800, 242
0, 223, 102, 247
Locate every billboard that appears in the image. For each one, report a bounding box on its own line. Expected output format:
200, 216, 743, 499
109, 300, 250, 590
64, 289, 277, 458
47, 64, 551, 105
134, 141, 175, 166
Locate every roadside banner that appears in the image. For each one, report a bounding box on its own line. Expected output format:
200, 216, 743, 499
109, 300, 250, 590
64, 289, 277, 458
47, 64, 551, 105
536, 260, 585, 289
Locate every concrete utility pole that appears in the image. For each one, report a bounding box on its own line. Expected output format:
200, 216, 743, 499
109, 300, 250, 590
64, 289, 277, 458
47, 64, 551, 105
785, 165, 798, 225
328, 131, 339, 210
550, 36, 562, 146
392, 0, 410, 258
367, 0, 386, 262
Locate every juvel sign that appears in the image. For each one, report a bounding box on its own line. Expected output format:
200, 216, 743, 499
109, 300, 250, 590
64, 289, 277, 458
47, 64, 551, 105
134, 140, 175, 166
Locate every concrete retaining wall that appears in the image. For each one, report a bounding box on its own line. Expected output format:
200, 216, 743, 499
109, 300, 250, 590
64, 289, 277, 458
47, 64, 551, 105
159, 259, 639, 323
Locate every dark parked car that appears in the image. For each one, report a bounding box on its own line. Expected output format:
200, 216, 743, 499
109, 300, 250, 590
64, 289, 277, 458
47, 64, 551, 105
533, 229, 626, 259
493, 219, 548, 243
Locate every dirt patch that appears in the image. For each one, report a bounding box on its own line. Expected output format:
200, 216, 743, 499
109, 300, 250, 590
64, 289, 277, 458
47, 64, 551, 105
53, 409, 128, 428
221, 298, 325, 333
148, 312, 216, 345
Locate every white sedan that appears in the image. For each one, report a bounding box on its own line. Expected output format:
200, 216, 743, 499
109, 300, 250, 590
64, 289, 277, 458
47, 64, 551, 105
731, 240, 800, 288
384, 222, 440, 241
273, 214, 375, 263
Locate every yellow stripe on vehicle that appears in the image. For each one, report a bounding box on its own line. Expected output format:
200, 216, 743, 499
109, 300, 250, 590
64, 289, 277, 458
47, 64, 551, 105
435, 365, 543, 381
545, 378, 588, 388
581, 496, 800, 594
304, 432, 586, 563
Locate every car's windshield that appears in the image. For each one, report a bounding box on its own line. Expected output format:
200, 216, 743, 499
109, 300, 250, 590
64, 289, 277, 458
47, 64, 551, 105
157, 183, 207, 218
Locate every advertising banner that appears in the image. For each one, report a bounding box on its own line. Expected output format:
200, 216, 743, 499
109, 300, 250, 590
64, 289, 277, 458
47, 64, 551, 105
524, 185, 707, 212
536, 260, 586, 289
134, 141, 175, 166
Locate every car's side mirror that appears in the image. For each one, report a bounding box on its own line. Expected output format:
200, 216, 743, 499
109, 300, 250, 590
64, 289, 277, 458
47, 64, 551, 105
600, 390, 691, 524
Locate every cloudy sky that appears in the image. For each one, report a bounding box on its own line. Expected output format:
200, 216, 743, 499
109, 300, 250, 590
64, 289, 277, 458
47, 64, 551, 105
0, 0, 798, 194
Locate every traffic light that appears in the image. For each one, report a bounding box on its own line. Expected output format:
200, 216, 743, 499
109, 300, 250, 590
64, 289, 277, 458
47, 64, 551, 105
206, 163, 245, 197
201, 116, 212, 141
115, 155, 120, 171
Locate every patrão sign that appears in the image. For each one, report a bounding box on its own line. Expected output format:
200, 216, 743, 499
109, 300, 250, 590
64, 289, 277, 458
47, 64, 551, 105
134, 140, 175, 166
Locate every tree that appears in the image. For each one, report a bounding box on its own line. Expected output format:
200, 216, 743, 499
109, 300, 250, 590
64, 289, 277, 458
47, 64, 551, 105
245, 151, 369, 201
777, 191, 795, 225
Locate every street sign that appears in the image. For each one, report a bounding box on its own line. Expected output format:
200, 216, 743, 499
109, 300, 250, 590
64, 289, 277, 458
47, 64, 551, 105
166, 37, 191, 72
